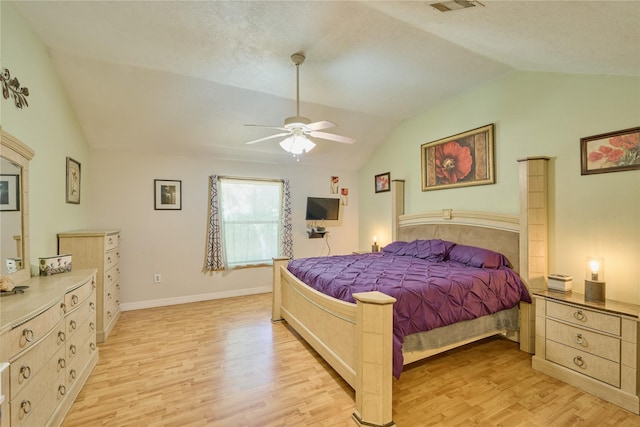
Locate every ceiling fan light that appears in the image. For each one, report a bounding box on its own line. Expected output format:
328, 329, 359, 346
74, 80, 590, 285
279, 135, 316, 155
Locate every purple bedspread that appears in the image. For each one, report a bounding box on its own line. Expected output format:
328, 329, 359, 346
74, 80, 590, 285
287, 252, 531, 378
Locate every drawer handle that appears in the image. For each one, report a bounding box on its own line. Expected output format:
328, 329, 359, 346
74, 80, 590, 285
71, 294, 79, 305
59, 384, 67, 397
108, 292, 112, 300
108, 237, 113, 245
90, 322, 96, 331
573, 310, 586, 321
69, 344, 77, 355
92, 281, 96, 290
21, 400, 32, 415
108, 275, 112, 282
58, 331, 66, 343
70, 320, 77, 331
574, 333, 586, 345
90, 342, 97, 351
69, 369, 77, 381
573, 356, 585, 368
90, 302, 96, 311
107, 310, 112, 318
107, 256, 112, 263
60, 302, 67, 313
20, 365, 31, 380
58, 358, 66, 369
23, 328, 34, 342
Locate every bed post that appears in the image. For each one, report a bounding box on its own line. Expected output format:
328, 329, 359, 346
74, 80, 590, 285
272, 257, 289, 322
352, 291, 397, 427
391, 180, 405, 242
517, 156, 550, 354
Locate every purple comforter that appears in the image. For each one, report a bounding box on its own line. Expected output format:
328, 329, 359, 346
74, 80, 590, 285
287, 248, 531, 378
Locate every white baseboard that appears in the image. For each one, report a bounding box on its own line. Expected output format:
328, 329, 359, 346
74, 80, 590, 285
119, 286, 272, 312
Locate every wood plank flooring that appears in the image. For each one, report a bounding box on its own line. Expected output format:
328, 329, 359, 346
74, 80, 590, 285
62, 293, 640, 426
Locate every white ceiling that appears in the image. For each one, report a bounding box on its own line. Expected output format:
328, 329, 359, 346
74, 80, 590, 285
12, 1, 640, 170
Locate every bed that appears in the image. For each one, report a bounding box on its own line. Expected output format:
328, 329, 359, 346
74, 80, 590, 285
272, 160, 548, 427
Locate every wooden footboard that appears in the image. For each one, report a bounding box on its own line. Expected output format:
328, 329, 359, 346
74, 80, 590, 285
272, 257, 397, 427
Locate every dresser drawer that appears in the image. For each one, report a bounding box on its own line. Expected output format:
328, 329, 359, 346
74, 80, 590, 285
105, 264, 119, 290
64, 277, 95, 313
10, 320, 65, 399
3, 301, 65, 361
546, 300, 620, 336
10, 367, 66, 427
546, 319, 621, 363
66, 294, 96, 342
105, 232, 119, 251
104, 248, 120, 271
546, 340, 620, 387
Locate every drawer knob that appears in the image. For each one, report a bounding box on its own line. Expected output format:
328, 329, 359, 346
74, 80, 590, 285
90, 342, 97, 351
69, 344, 77, 355
90, 322, 96, 331
69, 369, 77, 381
58, 358, 66, 369
108, 237, 113, 245
58, 331, 66, 343
573, 356, 586, 368
21, 399, 32, 415
60, 302, 67, 313
70, 320, 77, 331
574, 333, 586, 345
90, 302, 96, 311
71, 294, 79, 305
59, 384, 67, 397
573, 310, 586, 321
22, 328, 34, 342
20, 365, 31, 380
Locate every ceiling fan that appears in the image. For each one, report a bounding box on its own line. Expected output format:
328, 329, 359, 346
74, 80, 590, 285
245, 53, 355, 157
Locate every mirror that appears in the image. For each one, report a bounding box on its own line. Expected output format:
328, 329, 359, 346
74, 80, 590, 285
0, 129, 34, 284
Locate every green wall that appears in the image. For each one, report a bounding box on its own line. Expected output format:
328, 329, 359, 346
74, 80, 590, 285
1, 2, 90, 273
359, 71, 640, 304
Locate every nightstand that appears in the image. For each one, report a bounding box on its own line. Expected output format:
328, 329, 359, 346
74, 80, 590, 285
532, 291, 640, 414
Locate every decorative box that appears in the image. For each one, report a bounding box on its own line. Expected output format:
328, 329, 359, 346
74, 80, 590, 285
39, 254, 72, 276
548, 273, 573, 293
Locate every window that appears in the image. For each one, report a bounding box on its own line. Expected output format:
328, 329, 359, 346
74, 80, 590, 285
205, 176, 292, 271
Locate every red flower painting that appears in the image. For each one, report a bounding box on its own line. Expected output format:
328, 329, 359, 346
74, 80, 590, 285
585, 129, 640, 173
435, 140, 473, 184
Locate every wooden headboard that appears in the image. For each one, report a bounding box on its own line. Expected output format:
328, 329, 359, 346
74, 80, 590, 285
397, 210, 520, 273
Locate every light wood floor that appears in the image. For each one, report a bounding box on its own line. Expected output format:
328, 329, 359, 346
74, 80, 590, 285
62, 293, 640, 427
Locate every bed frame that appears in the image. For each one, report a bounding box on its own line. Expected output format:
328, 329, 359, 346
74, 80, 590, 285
272, 158, 549, 426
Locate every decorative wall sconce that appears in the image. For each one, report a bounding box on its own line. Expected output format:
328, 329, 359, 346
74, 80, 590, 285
1, 66, 30, 109
585, 257, 606, 303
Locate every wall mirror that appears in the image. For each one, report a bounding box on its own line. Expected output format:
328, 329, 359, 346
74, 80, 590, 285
1, 129, 34, 284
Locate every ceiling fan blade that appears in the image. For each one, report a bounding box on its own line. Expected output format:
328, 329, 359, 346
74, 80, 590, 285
245, 124, 288, 132
309, 131, 356, 144
306, 120, 336, 131
245, 132, 291, 145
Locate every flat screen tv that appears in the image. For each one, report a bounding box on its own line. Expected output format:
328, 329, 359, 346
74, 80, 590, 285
305, 197, 340, 221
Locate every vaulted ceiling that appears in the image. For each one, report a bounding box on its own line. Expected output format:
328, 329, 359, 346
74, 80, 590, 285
12, 1, 640, 170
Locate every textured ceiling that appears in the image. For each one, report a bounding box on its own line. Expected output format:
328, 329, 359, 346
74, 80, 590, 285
12, 1, 640, 170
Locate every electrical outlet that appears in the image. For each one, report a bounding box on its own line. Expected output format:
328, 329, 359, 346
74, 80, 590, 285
154, 273, 161, 284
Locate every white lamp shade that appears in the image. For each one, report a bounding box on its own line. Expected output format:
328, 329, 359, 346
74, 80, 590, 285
279, 135, 316, 155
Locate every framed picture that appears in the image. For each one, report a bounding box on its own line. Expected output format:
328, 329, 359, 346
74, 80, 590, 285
154, 179, 182, 210
580, 126, 640, 175
375, 172, 390, 193
0, 174, 20, 211
421, 124, 495, 191
66, 157, 81, 204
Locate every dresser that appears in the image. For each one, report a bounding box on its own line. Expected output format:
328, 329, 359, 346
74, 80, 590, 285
532, 291, 640, 414
58, 230, 121, 343
0, 270, 99, 426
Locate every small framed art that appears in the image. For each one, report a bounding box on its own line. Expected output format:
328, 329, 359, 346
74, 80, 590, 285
66, 157, 81, 204
154, 179, 182, 210
580, 127, 640, 175
0, 174, 20, 211
375, 172, 390, 193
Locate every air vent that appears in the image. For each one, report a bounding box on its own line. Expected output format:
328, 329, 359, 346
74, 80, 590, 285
430, 1, 482, 12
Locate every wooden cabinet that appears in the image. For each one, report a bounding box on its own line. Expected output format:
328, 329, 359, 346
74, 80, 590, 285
533, 291, 640, 414
0, 270, 99, 427
58, 230, 121, 342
